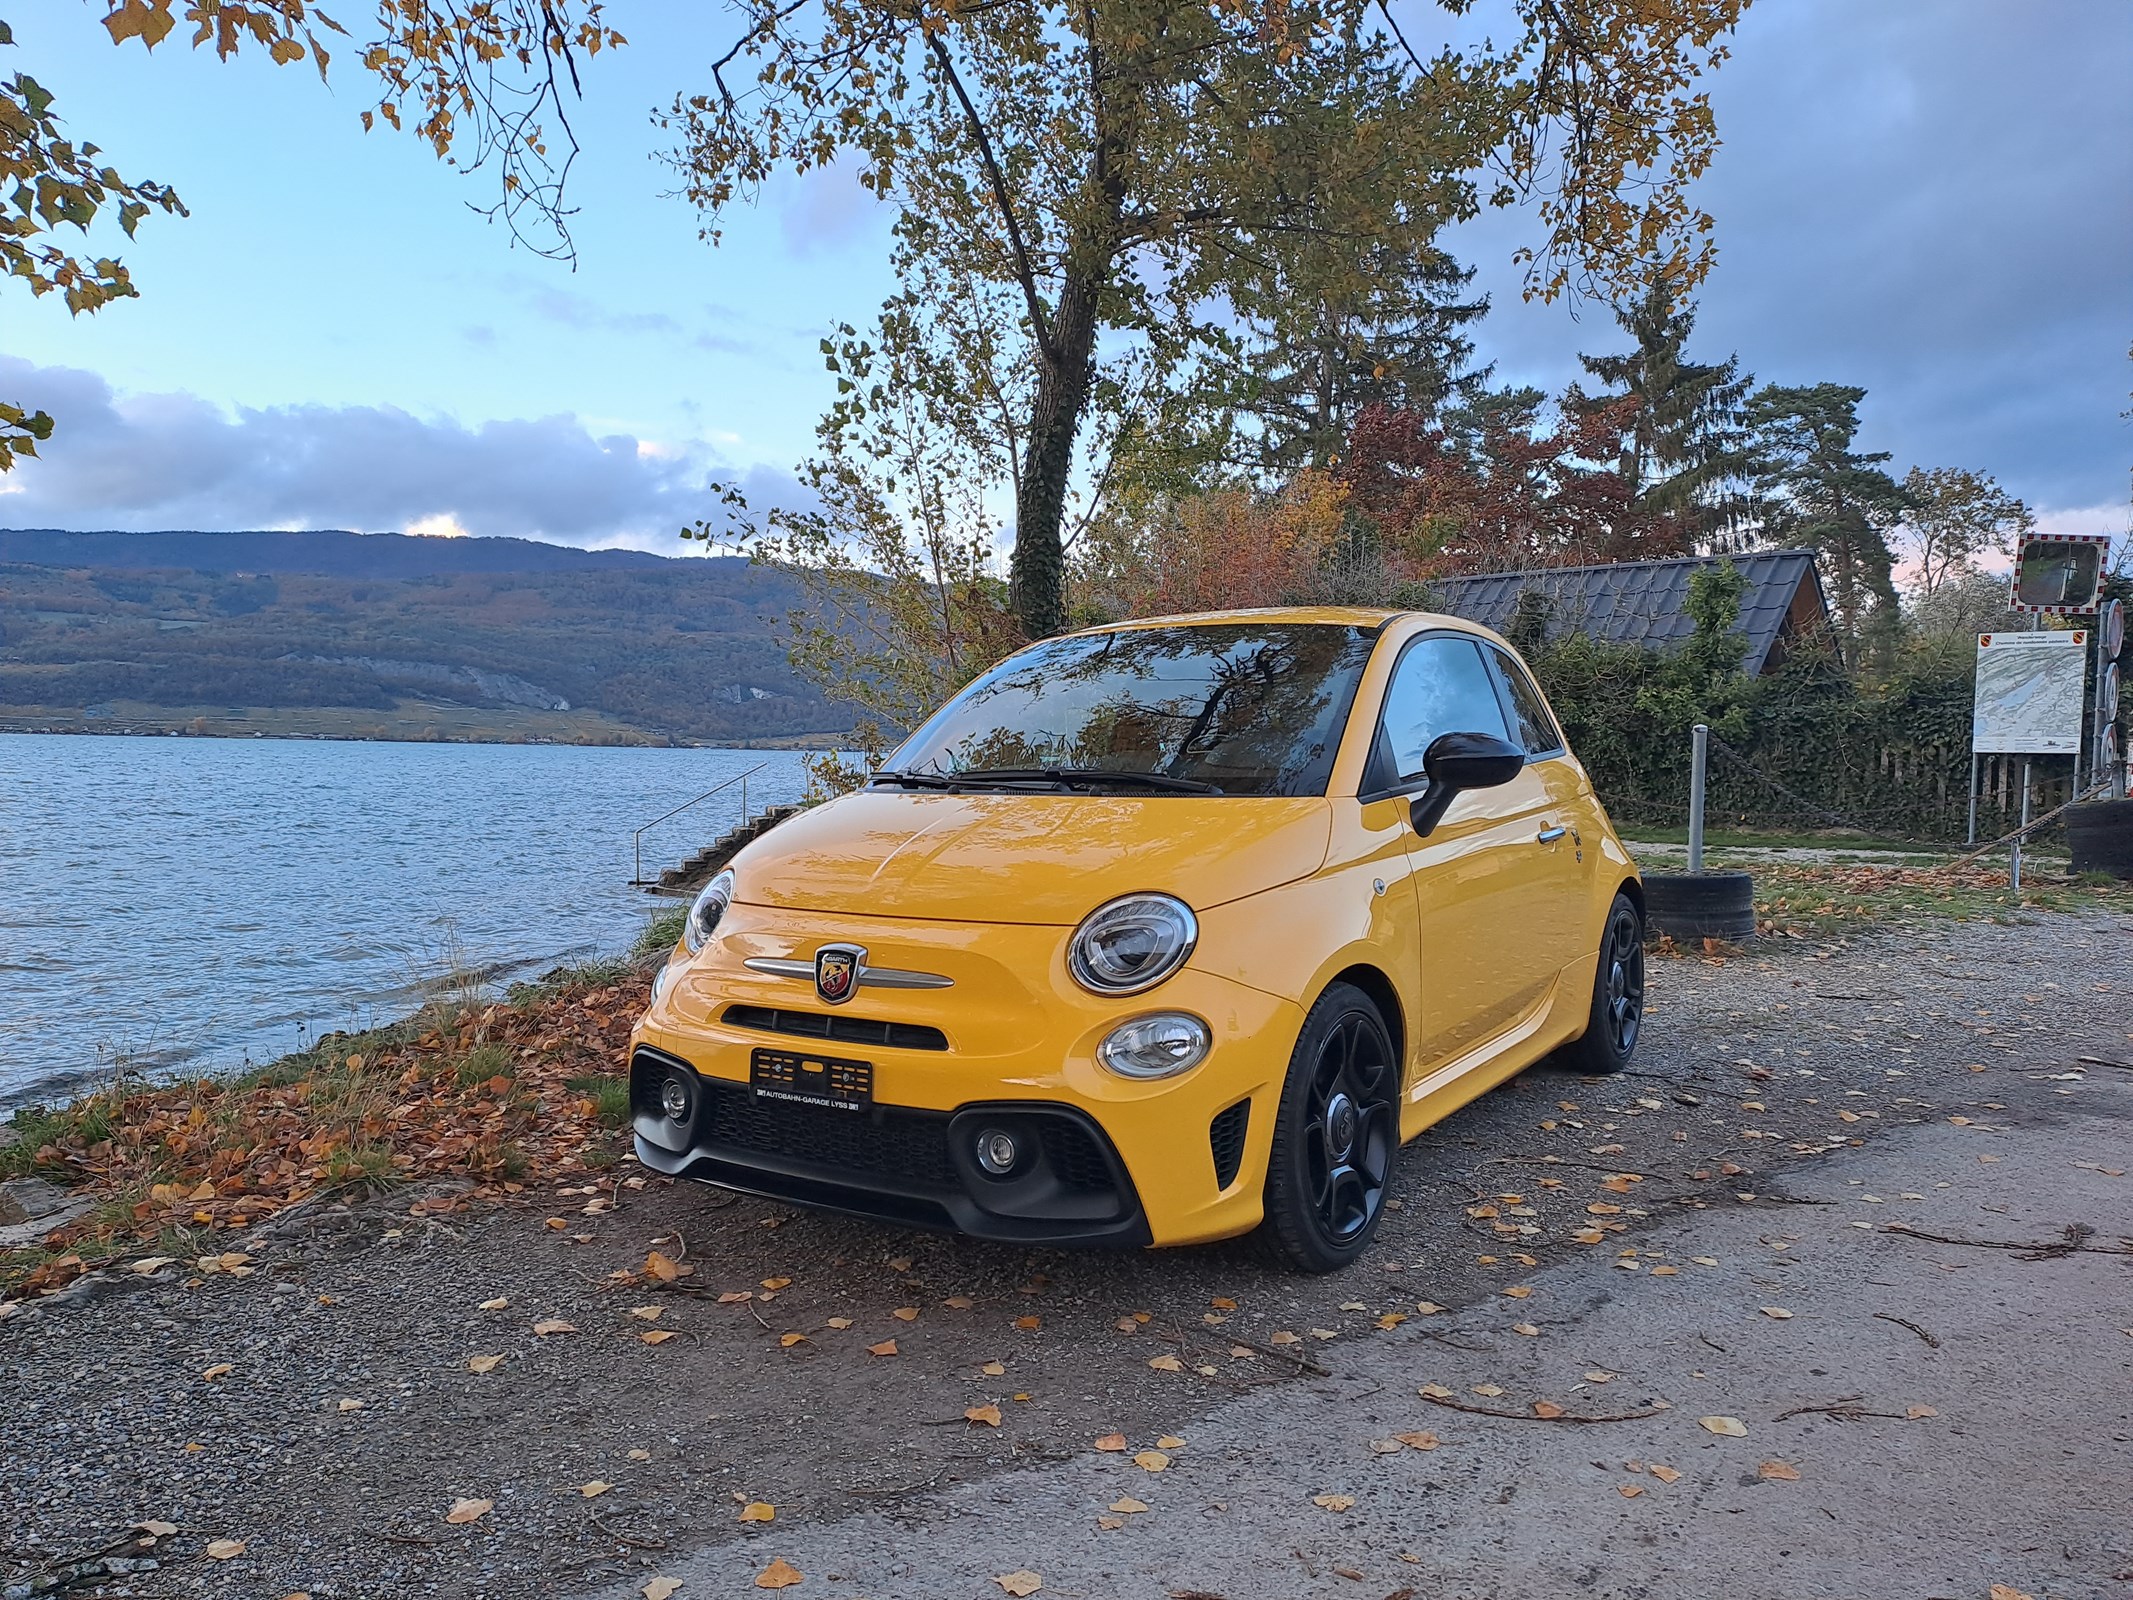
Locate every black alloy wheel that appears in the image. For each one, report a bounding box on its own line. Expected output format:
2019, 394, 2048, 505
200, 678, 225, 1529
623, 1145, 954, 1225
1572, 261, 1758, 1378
1262, 982, 1399, 1272
1564, 891, 1645, 1075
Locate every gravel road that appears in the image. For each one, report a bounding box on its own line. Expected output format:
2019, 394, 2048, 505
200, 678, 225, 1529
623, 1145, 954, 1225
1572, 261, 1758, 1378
5, 908, 2128, 1600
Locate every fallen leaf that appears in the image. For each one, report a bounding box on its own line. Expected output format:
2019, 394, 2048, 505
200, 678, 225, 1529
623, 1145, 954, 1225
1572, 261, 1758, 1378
1532, 1401, 1565, 1419
629, 1449, 653, 1461
1618, 1484, 1644, 1498
1211, 1296, 1237, 1310
1988, 1587, 2036, 1600
1109, 1495, 1150, 1514
893, 1307, 920, 1322
1375, 1312, 1407, 1330
1473, 1384, 1505, 1398
1650, 1465, 1681, 1483
1369, 1438, 1404, 1454
945, 1295, 974, 1309
1512, 1323, 1541, 1338
1698, 1416, 1748, 1437
337, 1398, 365, 1413
1114, 1316, 1139, 1333
1586, 1202, 1622, 1215
1133, 1450, 1171, 1472
1419, 1383, 1453, 1399
1148, 1354, 1184, 1372
739, 1501, 775, 1523
1392, 1431, 1438, 1451
1014, 1315, 1040, 1330
761, 1277, 792, 1290
1096, 1515, 1124, 1530
1095, 1433, 1128, 1451
135, 1521, 179, 1537
642, 1330, 678, 1346
994, 1571, 1043, 1597
205, 1538, 246, 1559
1156, 1435, 1185, 1449
966, 1404, 1003, 1427
1415, 1301, 1446, 1315
132, 1256, 177, 1274
1583, 1370, 1615, 1384
629, 1306, 663, 1322
867, 1339, 898, 1356
718, 1291, 755, 1305
1503, 1285, 1532, 1299
445, 1498, 492, 1525
754, 1557, 803, 1590
201, 1364, 234, 1381
467, 1354, 504, 1374
1311, 1493, 1354, 1513
1691, 1256, 1719, 1266
533, 1318, 577, 1336
779, 1333, 808, 1348
645, 1251, 681, 1283
981, 1360, 1006, 1376
1758, 1460, 1800, 1481
1269, 1330, 1301, 1345
643, 1581, 683, 1600
1309, 1327, 1338, 1341
825, 1317, 853, 1330
1906, 1404, 1938, 1420
1759, 1307, 1794, 1320
581, 1481, 613, 1498
479, 1296, 509, 1311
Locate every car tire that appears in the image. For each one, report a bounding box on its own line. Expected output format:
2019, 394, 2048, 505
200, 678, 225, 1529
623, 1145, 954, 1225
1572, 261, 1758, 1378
1259, 982, 1399, 1274
1560, 891, 1646, 1076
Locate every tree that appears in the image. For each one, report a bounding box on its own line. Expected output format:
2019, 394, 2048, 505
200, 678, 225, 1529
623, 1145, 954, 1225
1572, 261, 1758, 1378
1897, 466, 2032, 599
1571, 279, 1755, 550
674, 0, 1749, 640
1745, 383, 1907, 647
1, 2, 623, 464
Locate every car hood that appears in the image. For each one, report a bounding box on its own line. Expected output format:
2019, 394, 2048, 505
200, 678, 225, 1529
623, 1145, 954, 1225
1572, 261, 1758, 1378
729, 790, 1332, 925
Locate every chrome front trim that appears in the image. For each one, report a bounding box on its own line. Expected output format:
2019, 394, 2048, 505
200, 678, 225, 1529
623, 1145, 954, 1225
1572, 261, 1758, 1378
743, 956, 955, 991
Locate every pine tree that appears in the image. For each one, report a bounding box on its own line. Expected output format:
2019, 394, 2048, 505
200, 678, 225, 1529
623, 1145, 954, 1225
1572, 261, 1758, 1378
1745, 383, 1909, 649
1572, 281, 1757, 550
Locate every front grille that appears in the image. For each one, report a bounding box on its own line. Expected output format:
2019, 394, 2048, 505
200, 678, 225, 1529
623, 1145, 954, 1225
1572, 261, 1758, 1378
723, 1004, 948, 1053
1036, 1117, 1117, 1194
698, 1078, 958, 1188
1209, 1099, 1251, 1188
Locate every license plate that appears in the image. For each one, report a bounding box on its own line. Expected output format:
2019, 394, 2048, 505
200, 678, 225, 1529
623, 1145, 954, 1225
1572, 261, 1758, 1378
750, 1047, 872, 1112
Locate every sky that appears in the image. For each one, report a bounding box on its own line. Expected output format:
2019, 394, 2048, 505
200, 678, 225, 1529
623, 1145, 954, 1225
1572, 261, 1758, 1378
0, 0, 2127, 554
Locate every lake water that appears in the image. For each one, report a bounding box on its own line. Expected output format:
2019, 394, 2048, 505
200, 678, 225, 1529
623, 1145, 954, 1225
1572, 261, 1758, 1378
0, 735, 811, 1112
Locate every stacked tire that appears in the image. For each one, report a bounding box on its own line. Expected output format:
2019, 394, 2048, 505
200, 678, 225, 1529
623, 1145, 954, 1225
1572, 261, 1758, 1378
2069, 798, 2133, 880
1642, 870, 1756, 943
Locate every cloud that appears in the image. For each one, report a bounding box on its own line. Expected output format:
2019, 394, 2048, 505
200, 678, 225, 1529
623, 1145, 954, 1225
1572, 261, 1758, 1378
1447, 0, 2133, 516
0, 356, 816, 551
778, 158, 887, 258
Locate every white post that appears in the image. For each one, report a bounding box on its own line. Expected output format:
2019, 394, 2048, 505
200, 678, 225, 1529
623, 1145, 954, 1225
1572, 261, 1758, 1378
1966, 753, 1979, 845
1688, 723, 1709, 874
2012, 757, 2030, 893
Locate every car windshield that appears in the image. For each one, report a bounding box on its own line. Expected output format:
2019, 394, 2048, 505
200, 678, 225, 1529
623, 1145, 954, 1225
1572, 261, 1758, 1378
883, 623, 1378, 797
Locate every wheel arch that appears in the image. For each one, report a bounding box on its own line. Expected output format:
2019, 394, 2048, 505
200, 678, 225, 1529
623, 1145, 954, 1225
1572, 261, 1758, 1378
1319, 961, 1406, 1075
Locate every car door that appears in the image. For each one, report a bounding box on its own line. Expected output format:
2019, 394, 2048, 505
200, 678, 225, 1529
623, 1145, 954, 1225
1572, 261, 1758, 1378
1480, 641, 1596, 987
1366, 632, 1571, 1070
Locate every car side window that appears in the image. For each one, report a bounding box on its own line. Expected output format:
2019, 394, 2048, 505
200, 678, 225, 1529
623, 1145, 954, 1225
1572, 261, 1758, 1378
1487, 646, 1564, 757
1368, 635, 1512, 791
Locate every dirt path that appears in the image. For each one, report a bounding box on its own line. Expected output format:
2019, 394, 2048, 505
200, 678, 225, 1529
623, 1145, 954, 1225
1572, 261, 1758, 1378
5, 908, 2128, 1600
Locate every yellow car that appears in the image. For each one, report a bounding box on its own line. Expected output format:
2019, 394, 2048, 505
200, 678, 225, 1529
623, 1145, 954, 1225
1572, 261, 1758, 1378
631, 607, 1644, 1271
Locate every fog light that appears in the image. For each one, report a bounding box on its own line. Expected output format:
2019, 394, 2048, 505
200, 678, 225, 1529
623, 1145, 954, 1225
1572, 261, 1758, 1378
1097, 1013, 1211, 1079
974, 1128, 1019, 1176
659, 1076, 691, 1122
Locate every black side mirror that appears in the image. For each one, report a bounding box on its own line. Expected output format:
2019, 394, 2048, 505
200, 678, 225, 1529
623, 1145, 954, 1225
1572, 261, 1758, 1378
1408, 731, 1526, 837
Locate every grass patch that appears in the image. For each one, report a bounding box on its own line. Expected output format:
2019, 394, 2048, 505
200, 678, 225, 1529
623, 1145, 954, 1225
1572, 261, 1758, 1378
632, 908, 687, 962
319, 1142, 402, 1193
1752, 861, 2133, 937
566, 1074, 631, 1129
453, 1041, 515, 1087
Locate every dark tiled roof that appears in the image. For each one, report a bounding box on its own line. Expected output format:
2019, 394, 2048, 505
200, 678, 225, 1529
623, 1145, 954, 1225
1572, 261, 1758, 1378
1427, 550, 1827, 674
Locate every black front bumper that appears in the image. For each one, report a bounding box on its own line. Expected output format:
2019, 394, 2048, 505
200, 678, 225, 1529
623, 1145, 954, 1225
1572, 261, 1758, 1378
630, 1045, 1152, 1248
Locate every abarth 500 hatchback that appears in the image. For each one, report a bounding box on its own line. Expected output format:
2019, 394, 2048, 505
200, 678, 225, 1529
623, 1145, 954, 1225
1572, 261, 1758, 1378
630, 608, 1645, 1271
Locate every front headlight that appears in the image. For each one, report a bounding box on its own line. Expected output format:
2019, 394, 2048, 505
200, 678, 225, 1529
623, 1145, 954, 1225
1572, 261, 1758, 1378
1069, 893, 1198, 995
683, 868, 735, 954
1098, 1012, 1211, 1079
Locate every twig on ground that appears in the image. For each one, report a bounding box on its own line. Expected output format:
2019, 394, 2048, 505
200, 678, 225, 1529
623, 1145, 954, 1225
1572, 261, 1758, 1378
1871, 1311, 1941, 1348
1487, 1157, 1666, 1179
1418, 1394, 1672, 1423
1773, 1395, 1908, 1422
1884, 1222, 2131, 1258
587, 1510, 667, 1550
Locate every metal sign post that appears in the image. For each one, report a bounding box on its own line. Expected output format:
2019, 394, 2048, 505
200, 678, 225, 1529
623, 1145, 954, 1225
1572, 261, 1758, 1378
1688, 723, 1709, 873
1971, 629, 2087, 893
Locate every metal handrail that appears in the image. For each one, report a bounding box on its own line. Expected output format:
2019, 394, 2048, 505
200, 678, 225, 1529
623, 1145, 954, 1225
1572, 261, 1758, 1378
632, 762, 770, 886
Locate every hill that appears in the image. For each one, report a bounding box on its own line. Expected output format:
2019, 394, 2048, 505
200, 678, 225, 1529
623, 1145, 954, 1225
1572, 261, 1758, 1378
0, 531, 848, 745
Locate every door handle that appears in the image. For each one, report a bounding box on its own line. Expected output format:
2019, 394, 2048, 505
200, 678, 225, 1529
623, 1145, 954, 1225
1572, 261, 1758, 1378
1536, 825, 1567, 844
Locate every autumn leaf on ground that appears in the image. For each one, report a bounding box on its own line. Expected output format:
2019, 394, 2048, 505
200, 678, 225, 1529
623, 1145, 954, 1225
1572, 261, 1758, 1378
1618, 1484, 1644, 1498
1419, 1383, 1453, 1399
1311, 1493, 1354, 1512
981, 1360, 1006, 1376
1650, 1465, 1681, 1483
629, 1306, 663, 1321
643, 1579, 683, 1600
1133, 1450, 1170, 1472
739, 1501, 775, 1523
1511, 1323, 1541, 1337
1760, 1307, 1794, 1320
754, 1558, 803, 1590
479, 1296, 509, 1311
995, 1571, 1043, 1597
134, 1521, 178, 1538
467, 1354, 504, 1374
1393, 1431, 1438, 1451
966, 1404, 1003, 1427
580, 1481, 613, 1498
204, 1538, 246, 1559
779, 1333, 808, 1348
533, 1318, 577, 1336
825, 1317, 853, 1329
1109, 1495, 1151, 1514
645, 1251, 681, 1283
761, 1277, 792, 1290
1415, 1301, 1446, 1315
201, 1363, 233, 1381
1147, 1354, 1184, 1373
1014, 1315, 1040, 1330
1269, 1330, 1301, 1345
1531, 1401, 1565, 1419
445, 1498, 492, 1524
337, 1398, 365, 1413
945, 1295, 974, 1309
1156, 1434, 1185, 1449
1473, 1384, 1504, 1398
642, 1330, 678, 1346
892, 1307, 920, 1322
1503, 1285, 1532, 1299
1906, 1404, 1938, 1420
1988, 1587, 2036, 1600
1094, 1433, 1128, 1452
868, 1339, 898, 1356
1758, 1460, 1800, 1481
1698, 1416, 1748, 1437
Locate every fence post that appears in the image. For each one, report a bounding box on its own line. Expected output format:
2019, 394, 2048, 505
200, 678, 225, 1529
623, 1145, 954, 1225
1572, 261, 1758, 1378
1688, 723, 1709, 874
2012, 758, 2030, 892
1966, 753, 1979, 845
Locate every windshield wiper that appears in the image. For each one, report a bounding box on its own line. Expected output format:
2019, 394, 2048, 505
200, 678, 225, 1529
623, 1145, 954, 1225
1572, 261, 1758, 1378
868, 768, 961, 789
956, 766, 1222, 795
